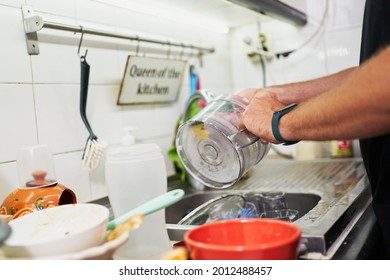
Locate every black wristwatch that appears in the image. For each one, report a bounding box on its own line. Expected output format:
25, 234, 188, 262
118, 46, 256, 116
271, 103, 299, 145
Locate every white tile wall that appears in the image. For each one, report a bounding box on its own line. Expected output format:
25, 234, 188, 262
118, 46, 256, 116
229, 24, 263, 91
324, 27, 362, 73
33, 84, 87, 154
326, 0, 365, 31
0, 161, 18, 203
84, 85, 123, 144
0, 85, 38, 163
268, 32, 328, 83
0, 6, 33, 83
1, 0, 24, 8
53, 151, 92, 202
75, 0, 117, 25
26, 0, 76, 18
0, 0, 366, 204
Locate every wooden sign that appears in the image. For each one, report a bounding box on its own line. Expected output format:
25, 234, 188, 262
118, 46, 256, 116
118, 56, 186, 105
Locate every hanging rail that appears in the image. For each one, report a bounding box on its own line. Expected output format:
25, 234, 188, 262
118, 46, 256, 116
22, 5, 215, 56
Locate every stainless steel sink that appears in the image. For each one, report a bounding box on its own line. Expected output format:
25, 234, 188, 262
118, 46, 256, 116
165, 191, 320, 224
165, 158, 371, 259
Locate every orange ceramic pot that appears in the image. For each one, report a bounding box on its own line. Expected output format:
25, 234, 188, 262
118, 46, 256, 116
0, 171, 77, 219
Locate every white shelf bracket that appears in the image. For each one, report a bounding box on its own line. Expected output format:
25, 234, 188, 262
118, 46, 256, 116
22, 5, 44, 55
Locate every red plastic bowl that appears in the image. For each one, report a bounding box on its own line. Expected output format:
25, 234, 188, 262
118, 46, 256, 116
184, 218, 301, 260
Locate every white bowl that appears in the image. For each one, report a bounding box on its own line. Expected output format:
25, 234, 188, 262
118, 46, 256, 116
0, 231, 130, 260
1, 203, 109, 258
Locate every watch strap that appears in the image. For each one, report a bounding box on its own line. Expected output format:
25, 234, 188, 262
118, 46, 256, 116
272, 103, 299, 145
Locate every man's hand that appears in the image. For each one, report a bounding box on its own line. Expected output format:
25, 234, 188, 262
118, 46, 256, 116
236, 89, 286, 144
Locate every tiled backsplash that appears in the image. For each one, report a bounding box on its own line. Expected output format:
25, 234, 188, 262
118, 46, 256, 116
0, 0, 365, 203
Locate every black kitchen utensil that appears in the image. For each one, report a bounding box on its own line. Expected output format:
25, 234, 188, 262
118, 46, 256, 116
79, 52, 105, 170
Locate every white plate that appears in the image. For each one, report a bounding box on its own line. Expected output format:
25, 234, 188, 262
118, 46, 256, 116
0, 231, 129, 260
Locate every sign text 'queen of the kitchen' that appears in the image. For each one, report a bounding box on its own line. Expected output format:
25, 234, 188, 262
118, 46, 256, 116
118, 56, 186, 105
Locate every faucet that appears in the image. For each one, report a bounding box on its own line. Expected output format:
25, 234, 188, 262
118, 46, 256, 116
182, 89, 215, 122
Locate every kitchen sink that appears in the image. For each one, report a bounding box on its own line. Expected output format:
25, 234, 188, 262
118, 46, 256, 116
165, 191, 321, 224
165, 158, 371, 259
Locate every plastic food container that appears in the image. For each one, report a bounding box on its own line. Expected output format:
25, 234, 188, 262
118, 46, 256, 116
176, 95, 270, 189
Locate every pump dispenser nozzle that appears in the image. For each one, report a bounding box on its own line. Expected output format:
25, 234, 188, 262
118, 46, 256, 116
121, 127, 137, 145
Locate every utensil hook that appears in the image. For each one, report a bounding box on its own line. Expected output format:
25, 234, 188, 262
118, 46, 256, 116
166, 40, 171, 59
77, 26, 88, 58
179, 43, 185, 60
135, 35, 140, 56
188, 45, 197, 63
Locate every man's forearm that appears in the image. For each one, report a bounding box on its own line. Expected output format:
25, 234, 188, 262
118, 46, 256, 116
280, 47, 390, 141
268, 67, 357, 104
